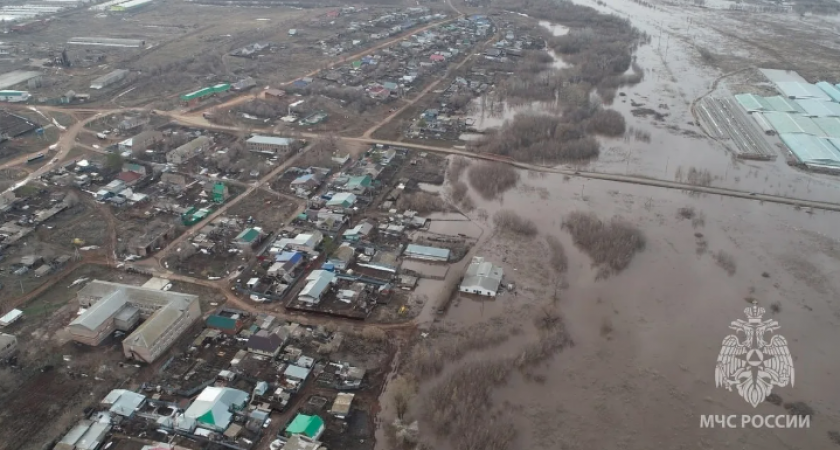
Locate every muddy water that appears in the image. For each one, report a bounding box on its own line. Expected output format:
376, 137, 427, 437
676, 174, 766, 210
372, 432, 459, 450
413, 168, 840, 449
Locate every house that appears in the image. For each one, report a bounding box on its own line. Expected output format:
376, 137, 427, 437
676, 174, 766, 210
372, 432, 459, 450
234, 227, 264, 249
167, 136, 211, 165
178, 387, 249, 432
119, 130, 162, 153
101, 389, 146, 418
430, 54, 445, 62
0, 333, 17, 359
276, 231, 323, 253
283, 435, 325, 450
267, 251, 303, 280
315, 212, 347, 231
284, 364, 311, 383
298, 270, 336, 304
404, 244, 450, 262
342, 221, 373, 242
327, 244, 355, 271
286, 414, 325, 440
116, 170, 144, 186
265, 89, 286, 101
326, 192, 357, 208
368, 86, 390, 100
357, 250, 399, 274
459, 256, 504, 297
247, 135, 298, 157
206, 314, 244, 335
212, 182, 228, 203
291, 173, 324, 195
246, 329, 288, 357
345, 175, 372, 194
329, 393, 354, 419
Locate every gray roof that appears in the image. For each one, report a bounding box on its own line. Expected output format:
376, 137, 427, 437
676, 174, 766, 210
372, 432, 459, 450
70, 290, 128, 331
105, 389, 146, 417
58, 420, 93, 447
460, 257, 503, 293
284, 364, 311, 380
299, 270, 335, 300
75, 422, 111, 450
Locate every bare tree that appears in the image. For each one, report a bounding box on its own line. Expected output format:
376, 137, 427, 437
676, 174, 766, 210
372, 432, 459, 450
389, 375, 417, 420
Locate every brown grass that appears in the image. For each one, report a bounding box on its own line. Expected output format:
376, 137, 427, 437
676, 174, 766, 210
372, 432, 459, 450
713, 250, 737, 276
493, 210, 538, 237
467, 162, 519, 200
563, 211, 645, 273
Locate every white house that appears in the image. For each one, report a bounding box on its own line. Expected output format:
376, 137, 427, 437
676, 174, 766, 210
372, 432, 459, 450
458, 256, 503, 297
298, 270, 336, 305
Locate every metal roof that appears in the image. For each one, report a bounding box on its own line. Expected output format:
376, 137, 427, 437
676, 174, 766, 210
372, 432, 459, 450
300, 271, 335, 300
184, 387, 249, 431
104, 389, 146, 416
779, 133, 840, 166
734, 94, 770, 112
69, 290, 128, 331
812, 117, 840, 139
795, 99, 840, 117
762, 112, 824, 135
460, 257, 504, 293
764, 96, 804, 113
404, 244, 450, 260
247, 135, 295, 146
284, 364, 311, 380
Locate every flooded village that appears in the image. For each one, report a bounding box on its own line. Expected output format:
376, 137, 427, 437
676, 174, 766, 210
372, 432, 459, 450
1, 0, 840, 449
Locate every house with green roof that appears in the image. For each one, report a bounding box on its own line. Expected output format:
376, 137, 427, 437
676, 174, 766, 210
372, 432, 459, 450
212, 182, 228, 203
345, 175, 372, 194
235, 227, 263, 249
285, 414, 325, 440
206, 314, 244, 335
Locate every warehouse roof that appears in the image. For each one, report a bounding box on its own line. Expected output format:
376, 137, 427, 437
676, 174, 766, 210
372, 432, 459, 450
779, 133, 840, 167
247, 135, 295, 146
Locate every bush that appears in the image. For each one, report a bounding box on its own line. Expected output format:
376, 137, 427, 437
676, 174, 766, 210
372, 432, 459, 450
448, 156, 471, 183
493, 210, 538, 237
545, 235, 568, 273
713, 251, 737, 276
587, 109, 626, 136
397, 191, 446, 214
471, 114, 600, 164
563, 211, 645, 273
467, 162, 519, 200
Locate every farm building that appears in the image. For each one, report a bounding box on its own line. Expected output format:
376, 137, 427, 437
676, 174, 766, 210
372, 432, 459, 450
403, 244, 450, 262
459, 256, 504, 297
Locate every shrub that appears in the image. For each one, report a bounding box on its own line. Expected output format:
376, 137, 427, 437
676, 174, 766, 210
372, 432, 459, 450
471, 114, 600, 164
545, 235, 568, 273
563, 211, 645, 273
467, 162, 519, 200
448, 156, 471, 183
587, 109, 626, 136
493, 210, 538, 237
713, 250, 737, 276
397, 192, 446, 214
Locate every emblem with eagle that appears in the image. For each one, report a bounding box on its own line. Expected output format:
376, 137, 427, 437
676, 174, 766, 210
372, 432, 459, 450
715, 303, 794, 407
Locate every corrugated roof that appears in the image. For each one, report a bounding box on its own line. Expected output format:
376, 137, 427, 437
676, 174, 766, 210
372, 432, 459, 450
762, 112, 824, 135
779, 133, 840, 166
404, 244, 450, 260
286, 414, 324, 438
236, 228, 260, 243
795, 99, 840, 117
207, 315, 238, 330
300, 271, 335, 300
460, 257, 504, 293
184, 387, 249, 431
284, 364, 311, 380
69, 290, 128, 331
247, 135, 295, 146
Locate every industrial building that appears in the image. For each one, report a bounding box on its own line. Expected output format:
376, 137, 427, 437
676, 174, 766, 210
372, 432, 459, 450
0, 90, 30, 103
90, 69, 129, 89
246, 135, 298, 156
459, 256, 504, 297
69, 37, 146, 48
403, 244, 450, 262
167, 136, 211, 164
67, 280, 201, 363
177, 386, 249, 432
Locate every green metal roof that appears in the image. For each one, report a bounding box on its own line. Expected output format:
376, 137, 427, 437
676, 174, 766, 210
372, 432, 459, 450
236, 228, 260, 243
347, 175, 372, 188
213, 182, 226, 194
181, 87, 214, 101
286, 414, 324, 438
206, 315, 237, 330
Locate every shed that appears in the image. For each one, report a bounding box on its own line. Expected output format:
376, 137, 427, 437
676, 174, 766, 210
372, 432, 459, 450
0, 309, 23, 327
404, 244, 450, 262
329, 392, 355, 419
